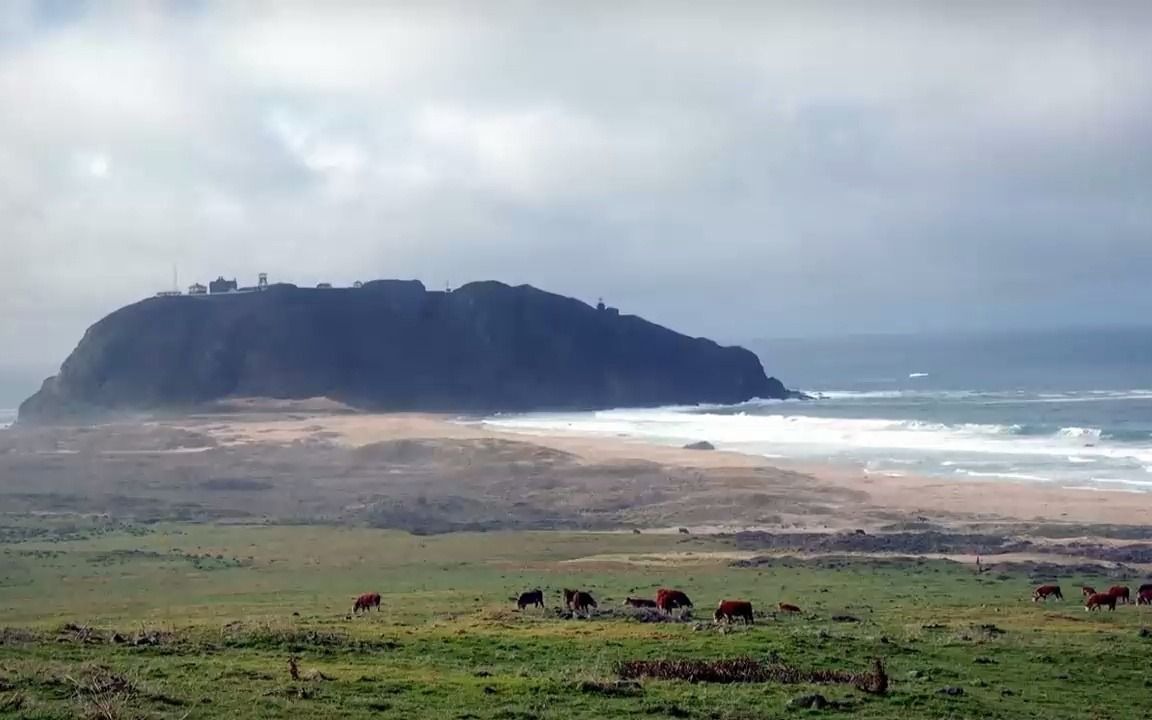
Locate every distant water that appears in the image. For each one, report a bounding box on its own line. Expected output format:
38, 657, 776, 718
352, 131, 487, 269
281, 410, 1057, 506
0, 409, 14, 430
486, 328, 1152, 492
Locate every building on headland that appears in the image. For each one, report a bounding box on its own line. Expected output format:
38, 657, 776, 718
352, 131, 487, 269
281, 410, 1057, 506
209, 276, 238, 294
158, 273, 373, 299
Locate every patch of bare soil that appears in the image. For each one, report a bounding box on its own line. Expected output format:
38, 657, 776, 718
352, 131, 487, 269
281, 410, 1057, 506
0, 413, 863, 531
4, 409, 1151, 545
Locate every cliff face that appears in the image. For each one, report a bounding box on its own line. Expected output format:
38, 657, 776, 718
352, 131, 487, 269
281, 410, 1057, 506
19, 280, 791, 423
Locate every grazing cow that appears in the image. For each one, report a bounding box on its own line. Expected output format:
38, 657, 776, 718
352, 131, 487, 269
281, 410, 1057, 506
353, 592, 381, 614
1032, 584, 1063, 602
1138, 583, 1152, 595
678, 527, 690, 535
1137, 588, 1152, 606
777, 602, 802, 614
714, 600, 755, 624
656, 589, 693, 615
570, 591, 597, 616
516, 589, 544, 610
1081, 586, 1097, 598
623, 597, 659, 608
1107, 585, 1131, 604
1086, 592, 1117, 611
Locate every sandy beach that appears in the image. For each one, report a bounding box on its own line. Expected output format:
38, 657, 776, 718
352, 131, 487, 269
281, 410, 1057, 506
5, 402, 1152, 536
184, 406, 1152, 529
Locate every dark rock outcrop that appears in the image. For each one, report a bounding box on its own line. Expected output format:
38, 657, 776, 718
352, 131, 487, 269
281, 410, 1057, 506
20, 280, 794, 423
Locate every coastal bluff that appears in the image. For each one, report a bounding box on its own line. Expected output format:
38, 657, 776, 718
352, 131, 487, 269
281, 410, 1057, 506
19, 280, 793, 423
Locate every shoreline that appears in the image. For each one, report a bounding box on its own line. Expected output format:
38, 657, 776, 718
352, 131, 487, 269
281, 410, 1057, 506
7, 405, 1152, 531
470, 419, 1152, 527
188, 409, 1152, 528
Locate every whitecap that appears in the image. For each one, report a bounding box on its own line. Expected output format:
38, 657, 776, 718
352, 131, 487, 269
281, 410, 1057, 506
953, 469, 1052, 482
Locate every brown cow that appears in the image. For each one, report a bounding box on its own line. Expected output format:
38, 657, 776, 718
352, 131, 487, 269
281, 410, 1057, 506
623, 597, 659, 608
1138, 583, 1152, 595
1086, 592, 1117, 611
570, 590, 597, 617
714, 600, 755, 624
1107, 585, 1131, 604
516, 589, 544, 610
1137, 588, 1152, 606
1081, 586, 1097, 598
1032, 584, 1063, 602
777, 602, 802, 614
562, 588, 578, 609
656, 588, 693, 615
353, 592, 381, 614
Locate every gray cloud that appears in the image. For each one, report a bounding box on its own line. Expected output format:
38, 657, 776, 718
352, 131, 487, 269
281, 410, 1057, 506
1, 0, 1151, 390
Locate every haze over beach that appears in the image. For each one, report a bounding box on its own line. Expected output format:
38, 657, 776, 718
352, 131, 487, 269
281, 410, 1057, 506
3, 3, 1152, 718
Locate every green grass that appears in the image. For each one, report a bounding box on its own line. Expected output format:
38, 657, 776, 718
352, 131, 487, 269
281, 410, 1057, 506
1, 520, 1150, 719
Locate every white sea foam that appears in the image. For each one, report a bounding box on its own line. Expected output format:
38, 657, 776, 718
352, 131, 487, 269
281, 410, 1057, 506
1056, 426, 1103, 441
485, 404, 1152, 488
1087, 477, 1152, 488
953, 469, 1052, 482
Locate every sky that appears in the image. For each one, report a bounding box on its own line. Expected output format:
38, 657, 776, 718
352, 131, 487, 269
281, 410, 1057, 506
2, 0, 1151, 398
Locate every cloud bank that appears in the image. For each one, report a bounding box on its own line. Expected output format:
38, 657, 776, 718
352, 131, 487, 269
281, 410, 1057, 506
1, 0, 1150, 379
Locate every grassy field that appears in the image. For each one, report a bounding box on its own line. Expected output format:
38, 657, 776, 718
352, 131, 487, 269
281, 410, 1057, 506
1, 518, 1150, 719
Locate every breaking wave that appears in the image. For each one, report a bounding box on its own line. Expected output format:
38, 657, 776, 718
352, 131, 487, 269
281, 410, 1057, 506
484, 393, 1152, 491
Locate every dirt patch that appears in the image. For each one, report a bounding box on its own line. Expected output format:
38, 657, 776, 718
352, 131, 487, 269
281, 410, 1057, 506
616, 657, 888, 694
200, 478, 273, 491
725, 530, 1033, 555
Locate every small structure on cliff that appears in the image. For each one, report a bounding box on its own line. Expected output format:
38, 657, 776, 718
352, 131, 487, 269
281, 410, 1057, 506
209, 277, 238, 294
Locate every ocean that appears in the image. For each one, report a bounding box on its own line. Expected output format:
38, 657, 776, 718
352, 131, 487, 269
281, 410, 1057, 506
485, 327, 1152, 492
0, 408, 14, 430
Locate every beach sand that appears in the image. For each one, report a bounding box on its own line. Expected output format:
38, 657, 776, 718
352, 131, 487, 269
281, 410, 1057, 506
183, 406, 1152, 528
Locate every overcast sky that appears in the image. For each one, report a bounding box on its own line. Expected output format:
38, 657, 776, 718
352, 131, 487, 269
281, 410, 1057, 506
2, 0, 1151, 390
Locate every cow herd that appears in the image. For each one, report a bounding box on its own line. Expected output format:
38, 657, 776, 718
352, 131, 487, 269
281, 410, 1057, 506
352, 581, 1152, 618
1032, 582, 1152, 611
520, 587, 791, 624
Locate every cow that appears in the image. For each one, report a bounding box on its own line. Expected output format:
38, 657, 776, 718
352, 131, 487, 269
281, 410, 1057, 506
714, 600, 755, 625
353, 592, 381, 614
1137, 588, 1152, 606
570, 591, 597, 617
516, 589, 544, 610
777, 602, 802, 614
623, 597, 659, 608
1107, 585, 1131, 604
656, 588, 693, 615
1138, 583, 1152, 595
1032, 585, 1063, 602
1086, 592, 1117, 611
1081, 586, 1097, 598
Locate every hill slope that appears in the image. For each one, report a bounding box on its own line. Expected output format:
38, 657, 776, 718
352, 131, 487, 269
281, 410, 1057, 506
19, 280, 791, 423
